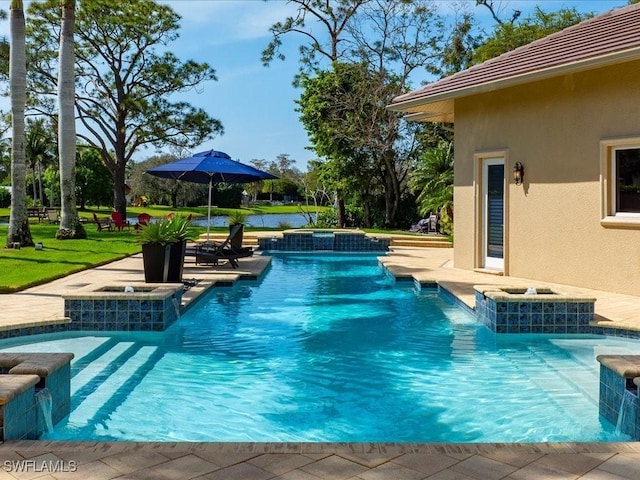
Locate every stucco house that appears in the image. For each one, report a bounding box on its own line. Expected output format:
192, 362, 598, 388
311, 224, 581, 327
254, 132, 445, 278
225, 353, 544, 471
388, 3, 640, 296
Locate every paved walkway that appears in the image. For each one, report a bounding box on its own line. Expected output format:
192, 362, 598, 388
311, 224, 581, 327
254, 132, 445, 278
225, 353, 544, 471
2, 245, 640, 478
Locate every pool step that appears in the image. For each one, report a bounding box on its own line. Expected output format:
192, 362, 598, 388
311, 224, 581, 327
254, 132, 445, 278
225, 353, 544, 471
68, 345, 158, 427
388, 236, 452, 248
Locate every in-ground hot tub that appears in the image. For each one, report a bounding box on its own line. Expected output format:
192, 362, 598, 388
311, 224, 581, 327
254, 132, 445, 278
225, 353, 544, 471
63, 284, 183, 332
474, 285, 596, 334
258, 229, 389, 251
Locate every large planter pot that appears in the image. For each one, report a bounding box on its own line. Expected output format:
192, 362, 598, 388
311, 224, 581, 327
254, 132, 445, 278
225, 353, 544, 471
229, 223, 244, 250
167, 240, 186, 283
142, 244, 170, 283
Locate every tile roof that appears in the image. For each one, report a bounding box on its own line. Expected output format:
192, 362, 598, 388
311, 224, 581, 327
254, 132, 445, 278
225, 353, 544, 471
389, 3, 640, 121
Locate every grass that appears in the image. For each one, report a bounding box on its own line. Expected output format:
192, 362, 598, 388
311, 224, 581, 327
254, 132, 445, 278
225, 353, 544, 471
0, 223, 145, 293
0, 210, 300, 292
0, 203, 328, 222
0, 204, 390, 292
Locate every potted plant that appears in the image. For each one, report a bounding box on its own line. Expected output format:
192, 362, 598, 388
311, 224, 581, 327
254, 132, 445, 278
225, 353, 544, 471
227, 210, 247, 250
139, 214, 195, 283
165, 214, 196, 282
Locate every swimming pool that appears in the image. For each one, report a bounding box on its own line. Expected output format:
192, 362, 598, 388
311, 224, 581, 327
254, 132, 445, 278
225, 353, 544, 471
0, 252, 637, 442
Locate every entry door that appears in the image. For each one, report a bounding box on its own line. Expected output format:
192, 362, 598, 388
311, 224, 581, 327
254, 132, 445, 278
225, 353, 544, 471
483, 158, 504, 270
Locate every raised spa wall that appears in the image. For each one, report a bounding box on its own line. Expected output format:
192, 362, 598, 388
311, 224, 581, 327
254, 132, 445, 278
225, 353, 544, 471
63, 284, 183, 332
474, 285, 596, 334
259, 229, 389, 252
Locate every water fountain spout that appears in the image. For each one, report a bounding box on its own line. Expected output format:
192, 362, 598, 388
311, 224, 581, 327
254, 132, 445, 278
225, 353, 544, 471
36, 388, 54, 433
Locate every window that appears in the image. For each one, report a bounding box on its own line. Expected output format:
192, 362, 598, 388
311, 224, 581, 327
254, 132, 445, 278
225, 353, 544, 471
612, 146, 640, 215
600, 138, 640, 227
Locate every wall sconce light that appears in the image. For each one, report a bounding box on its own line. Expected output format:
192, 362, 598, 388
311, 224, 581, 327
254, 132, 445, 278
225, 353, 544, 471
513, 162, 524, 185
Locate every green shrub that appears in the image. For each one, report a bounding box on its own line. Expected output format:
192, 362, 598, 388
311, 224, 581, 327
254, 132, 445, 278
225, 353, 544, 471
0, 189, 10, 208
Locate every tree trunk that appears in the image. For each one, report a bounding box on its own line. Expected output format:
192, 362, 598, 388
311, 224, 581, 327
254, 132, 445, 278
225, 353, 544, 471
57, 0, 86, 239
113, 167, 128, 219
381, 151, 402, 228
31, 165, 37, 201
7, 2, 33, 247
336, 191, 346, 228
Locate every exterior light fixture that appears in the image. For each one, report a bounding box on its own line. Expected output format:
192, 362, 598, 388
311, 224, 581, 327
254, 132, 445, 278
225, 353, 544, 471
513, 162, 524, 185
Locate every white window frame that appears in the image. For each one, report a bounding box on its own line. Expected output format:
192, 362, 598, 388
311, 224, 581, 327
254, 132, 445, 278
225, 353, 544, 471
600, 137, 640, 228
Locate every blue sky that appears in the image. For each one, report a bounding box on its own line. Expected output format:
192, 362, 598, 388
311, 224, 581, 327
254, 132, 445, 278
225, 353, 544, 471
161, 0, 627, 171
2, 1, 630, 171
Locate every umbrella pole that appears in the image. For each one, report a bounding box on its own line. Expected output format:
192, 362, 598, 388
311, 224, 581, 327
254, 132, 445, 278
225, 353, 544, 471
207, 177, 212, 241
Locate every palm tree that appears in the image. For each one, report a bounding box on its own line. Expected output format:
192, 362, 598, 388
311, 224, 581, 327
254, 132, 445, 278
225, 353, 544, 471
25, 118, 55, 205
7, 0, 33, 247
56, 0, 85, 239
409, 141, 454, 234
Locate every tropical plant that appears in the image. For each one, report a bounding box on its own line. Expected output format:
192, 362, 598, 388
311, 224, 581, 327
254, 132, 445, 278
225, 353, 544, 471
7, 0, 33, 247
56, 0, 85, 239
227, 210, 247, 226
24, 118, 55, 205
409, 141, 454, 233
138, 214, 194, 245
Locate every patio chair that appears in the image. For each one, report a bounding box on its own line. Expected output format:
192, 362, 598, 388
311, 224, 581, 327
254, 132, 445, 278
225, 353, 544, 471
92, 212, 112, 232
46, 209, 60, 224
111, 211, 131, 231
135, 213, 152, 231
187, 224, 253, 269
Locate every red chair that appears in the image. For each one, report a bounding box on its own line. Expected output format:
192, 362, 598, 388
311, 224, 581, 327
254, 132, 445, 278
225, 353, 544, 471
135, 213, 152, 230
110, 211, 131, 231
93, 212, 112, 232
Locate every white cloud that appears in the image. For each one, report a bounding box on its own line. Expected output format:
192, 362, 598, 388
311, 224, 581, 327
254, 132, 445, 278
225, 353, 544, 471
165, 0, 299, 43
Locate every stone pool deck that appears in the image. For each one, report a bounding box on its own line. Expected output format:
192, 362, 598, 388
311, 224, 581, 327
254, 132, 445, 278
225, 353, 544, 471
1, 246, 640, 478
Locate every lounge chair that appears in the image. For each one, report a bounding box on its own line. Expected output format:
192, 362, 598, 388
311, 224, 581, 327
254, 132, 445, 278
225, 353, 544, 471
186, 224, 253, 269
93, 212, 112, 232
111, 211, 131, 231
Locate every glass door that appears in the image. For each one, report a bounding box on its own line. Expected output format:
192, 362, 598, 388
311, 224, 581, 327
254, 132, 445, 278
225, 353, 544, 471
483, 158, 504, 270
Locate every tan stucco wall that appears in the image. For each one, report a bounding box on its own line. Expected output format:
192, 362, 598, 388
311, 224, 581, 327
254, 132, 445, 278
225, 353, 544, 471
453, 59, 640, 295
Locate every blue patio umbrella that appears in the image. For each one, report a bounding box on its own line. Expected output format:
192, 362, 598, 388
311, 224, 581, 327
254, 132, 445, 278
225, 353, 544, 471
146, 150, 278, 237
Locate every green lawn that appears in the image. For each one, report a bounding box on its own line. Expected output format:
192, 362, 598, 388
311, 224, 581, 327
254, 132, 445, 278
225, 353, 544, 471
0, 206, 312, 292
0, 223, 145, 293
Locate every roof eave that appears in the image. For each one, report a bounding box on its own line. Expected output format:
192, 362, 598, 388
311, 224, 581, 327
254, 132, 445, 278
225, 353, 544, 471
388, 46, 640, 115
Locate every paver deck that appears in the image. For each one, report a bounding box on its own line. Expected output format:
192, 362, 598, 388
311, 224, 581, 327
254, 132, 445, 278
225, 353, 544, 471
1, 244, 640, 478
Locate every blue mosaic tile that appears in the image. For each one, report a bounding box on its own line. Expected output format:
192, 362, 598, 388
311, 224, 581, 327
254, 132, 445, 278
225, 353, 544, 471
555, 302, 567, 314
117, 299, 130, 311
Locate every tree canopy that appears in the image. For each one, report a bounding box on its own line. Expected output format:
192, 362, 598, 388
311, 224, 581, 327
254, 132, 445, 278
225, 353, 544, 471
25, 0, 223, 217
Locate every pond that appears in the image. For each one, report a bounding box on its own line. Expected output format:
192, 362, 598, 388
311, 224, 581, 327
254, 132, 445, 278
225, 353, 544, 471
189, 212, 314, 228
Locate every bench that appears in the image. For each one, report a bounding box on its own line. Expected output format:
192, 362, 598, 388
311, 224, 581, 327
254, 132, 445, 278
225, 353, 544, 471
27, 207, 47, 222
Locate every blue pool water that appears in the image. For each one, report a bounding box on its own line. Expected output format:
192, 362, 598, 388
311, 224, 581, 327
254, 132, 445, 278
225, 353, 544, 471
0, 253, 638, 442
